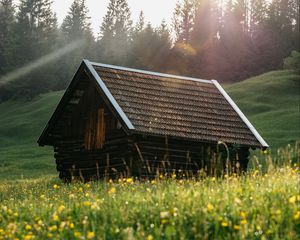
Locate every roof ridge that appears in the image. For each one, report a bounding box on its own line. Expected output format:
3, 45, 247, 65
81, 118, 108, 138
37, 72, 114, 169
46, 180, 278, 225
88, 60, 213, 84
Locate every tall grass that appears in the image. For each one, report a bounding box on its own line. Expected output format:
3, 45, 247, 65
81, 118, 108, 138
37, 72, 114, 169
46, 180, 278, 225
249, 141, 300, 172
0, 147, 299, 240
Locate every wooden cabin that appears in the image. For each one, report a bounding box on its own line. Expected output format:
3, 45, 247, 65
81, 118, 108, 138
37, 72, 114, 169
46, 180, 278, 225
38, 60, 268, 181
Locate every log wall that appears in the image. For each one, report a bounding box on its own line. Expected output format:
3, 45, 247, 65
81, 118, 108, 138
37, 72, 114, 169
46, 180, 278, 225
53, 134, 250, 181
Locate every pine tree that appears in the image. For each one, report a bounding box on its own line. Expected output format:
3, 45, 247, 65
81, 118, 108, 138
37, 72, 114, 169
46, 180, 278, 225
0, 0, 15, 74
133, 11, 145, 37
61, 0, 93, 41
6, 0, 59, 97
153, 20, 172, 70
190, 0, 219, 51
98, 0, 132, 65
128, 23, 155, 68
249, 0, 267, 34
267, 0, 299, 50
14, 0, 57, 65
128, 20, 172, 71
157, 20, 172, 47
57, 0, 94, 89
172, 0, 195, 44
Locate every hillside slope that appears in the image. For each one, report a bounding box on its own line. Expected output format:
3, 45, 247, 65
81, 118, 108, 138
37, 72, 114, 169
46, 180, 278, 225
0, 91, 63, 179
225, 70, 299, 150
0, 70, 298, 179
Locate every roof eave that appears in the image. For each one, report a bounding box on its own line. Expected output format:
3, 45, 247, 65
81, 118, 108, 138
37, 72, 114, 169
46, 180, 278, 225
131, 130, 263, 149
83, 59, 135, 132
212, 80, 269, 149
37, 61, 87, 146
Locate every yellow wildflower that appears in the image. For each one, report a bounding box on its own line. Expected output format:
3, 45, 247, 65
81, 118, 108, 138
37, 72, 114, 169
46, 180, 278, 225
74, 231, 81, 237
83, 201, 91, 207
85, 193, 89, 197
52, 214, 59, 221
126, 178, 133, 183
69, 223, 74, 229
47, 233, 53, 238
221, 222, 229, 227
57, 205, 65, 213
23, 235, 33, 240
240, 219, 247, 225
234, 225, 240, 230
288, 195, 297, 204
240, 211, 247, 218
108, 187, 116, 195
85, 183, 91, 188
211, 177, 216, 182
256, 225, 262, 231
147, 235, 154, 240
53, 184, 59, 189
293, 211, 300, 220
91, 203, 97, 210
275, 210, 281, 215
87, 231, 95, 239
207, 203, 214, 211
48, 225, 57, 232
25, 225, 32, 231
289, 195, 300, 204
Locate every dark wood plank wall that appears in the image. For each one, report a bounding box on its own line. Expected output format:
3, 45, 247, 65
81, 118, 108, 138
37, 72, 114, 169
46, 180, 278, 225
129, 136, 226, 178
55, 135, 249, 181
53, 74, 130, 181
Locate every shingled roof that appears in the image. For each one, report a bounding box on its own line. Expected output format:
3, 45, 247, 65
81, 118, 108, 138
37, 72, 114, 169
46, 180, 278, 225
39, 60, 268, 149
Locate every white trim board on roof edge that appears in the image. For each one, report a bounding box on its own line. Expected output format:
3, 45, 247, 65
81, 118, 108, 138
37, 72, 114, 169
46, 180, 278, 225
83, 59, 135, 130
90, 61, 213, 84
212, 80, 269, 148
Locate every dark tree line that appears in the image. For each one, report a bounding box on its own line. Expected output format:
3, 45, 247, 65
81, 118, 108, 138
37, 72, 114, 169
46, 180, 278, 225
0, 0, 299, 101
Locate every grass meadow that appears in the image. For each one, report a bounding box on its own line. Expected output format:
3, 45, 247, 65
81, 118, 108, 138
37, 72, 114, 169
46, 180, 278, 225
0, 169, 299, 240
0, 146, 299, 240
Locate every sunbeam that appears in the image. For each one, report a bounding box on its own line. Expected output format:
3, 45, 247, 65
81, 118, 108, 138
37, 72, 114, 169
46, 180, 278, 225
0, 40, 84, 86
